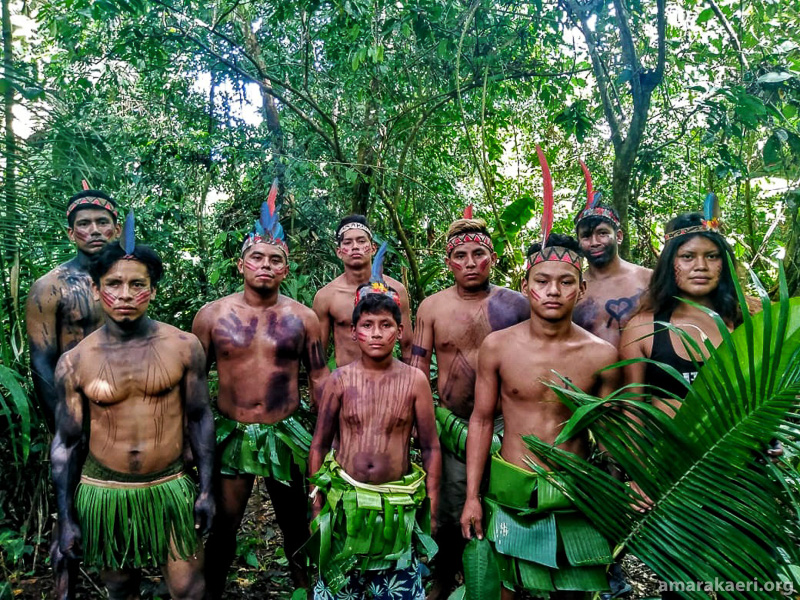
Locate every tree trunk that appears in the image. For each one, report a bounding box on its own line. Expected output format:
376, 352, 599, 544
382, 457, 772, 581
783, 195, 800, 298
1, 0, 18, 363
352, 76, 380, 216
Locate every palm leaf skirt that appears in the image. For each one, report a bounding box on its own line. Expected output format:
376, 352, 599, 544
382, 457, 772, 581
306, 452, 438, 594
75, 456, 197, 570
483, 454, 611, 594
215, 413, 312, 483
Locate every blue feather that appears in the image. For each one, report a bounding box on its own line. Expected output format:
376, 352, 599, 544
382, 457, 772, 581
371, 241, 389, 283
703, 193, 718, 221
273, 222, 285, 242
259, 201, 273, 235
590, 191, 602, 208
120, 210, 135, 254
255, 219, 265, 237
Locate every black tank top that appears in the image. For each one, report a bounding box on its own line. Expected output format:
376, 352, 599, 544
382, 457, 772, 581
644, 308, 702, 400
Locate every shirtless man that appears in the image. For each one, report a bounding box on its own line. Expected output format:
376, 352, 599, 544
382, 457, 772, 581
461, 234, 620, 599
571, 202, 651, 348
51, 240, 215, 600
313, 215, 412, 366
26, 188, 120, 600
410, 214, 529, 599
192, 206, 329, 599
309, 289, 441, 600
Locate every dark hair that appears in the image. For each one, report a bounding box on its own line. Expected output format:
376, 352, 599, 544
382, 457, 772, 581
67, 189, 118, 227
89, 243, 164, 288
575, 203, 620, 235
643, 212, 741, 325
352, 292, 402, 326
335, 214, 371, 244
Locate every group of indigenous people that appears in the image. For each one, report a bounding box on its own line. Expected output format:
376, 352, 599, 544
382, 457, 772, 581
26, 148, 766, 600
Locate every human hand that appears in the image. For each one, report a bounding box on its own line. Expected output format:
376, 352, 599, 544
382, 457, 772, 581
194, 492, 216, 535
460, 497, 484, 540
629, 481, 653, 513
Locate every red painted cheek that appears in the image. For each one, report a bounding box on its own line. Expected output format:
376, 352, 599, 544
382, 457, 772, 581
273, 265, 288, 276
340, 247, 351, 255
356, 332, 369, 342
100, 290, 117, 307
529, 289, 541, 301
133, 289, 151, 306
478, 258, 490, 272
451, 262, 463, 271
564, 290, 577, 301
244, 260, 260, 272
73, 229, 91, 242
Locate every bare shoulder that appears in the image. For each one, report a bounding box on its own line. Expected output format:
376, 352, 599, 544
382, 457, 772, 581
483, 321, 524, 349
385, 275, 408, 294
195, 294, 236, 321
625, 261, 653, 285
417, 287, 450, 315
575, 325, 618, 362
279, 295, 318, 323
394, 359, 428, 384
626, 310, 655, 329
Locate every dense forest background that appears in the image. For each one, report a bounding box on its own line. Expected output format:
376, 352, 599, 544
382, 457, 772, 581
0, 0, 798, 591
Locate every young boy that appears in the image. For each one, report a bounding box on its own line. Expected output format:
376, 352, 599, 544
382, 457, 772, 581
308, 285, 441, 600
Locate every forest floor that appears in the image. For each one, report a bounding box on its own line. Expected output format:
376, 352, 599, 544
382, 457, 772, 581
10, 480, 663, 599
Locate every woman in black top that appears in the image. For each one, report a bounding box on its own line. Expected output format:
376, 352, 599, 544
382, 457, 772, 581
620, 212, 742, 416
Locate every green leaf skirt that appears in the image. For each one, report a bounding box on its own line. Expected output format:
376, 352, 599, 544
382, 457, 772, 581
435, 406, 501, 461
75, 453, 197, 570
306, 452, 438, 594
215, 412, 312, 483
484, 454, 612, 594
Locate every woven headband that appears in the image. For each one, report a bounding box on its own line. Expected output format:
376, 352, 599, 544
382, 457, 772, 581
337, 222, 372, 241
576, 206, 619, 227
663, 219, 722, 243
241, 234, 289, 258
66, 196, 118, 220
354, 282, 401, 307
446, 232, 494, 255
526, 246, 583, 272
664, 193, 722, 243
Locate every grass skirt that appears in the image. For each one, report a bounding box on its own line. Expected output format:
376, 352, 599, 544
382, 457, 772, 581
75, 454, 197, 570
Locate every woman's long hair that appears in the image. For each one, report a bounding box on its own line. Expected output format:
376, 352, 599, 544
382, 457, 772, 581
642, 212, 742, 326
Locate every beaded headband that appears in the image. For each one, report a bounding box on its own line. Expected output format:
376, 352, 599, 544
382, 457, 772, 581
66, 192, 118, 220
446, 206, 494, 255
353, 241, 401, 307
663, 193, 722, 243
241, 179, 289, 257
525, 146, 584, 272
337, 222, 372, 242
575, 160, 619, 227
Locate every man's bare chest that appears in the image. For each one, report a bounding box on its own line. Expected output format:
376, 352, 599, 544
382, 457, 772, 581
434, 306, 492, 351
83, 344, 185, 405
57, 274, 103, 333
576, 284, 645, 330
330, 289, 359, 327
212, 310, 305, 360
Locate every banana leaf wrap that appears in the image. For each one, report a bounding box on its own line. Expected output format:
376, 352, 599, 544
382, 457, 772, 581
482, 454, 612, 594
215, 412, 312, 484
435, 406, 501, 461
75, 454, 197, 570
307, 452, 438, 594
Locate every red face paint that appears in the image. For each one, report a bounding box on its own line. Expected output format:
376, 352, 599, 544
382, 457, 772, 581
244, 259, 261, 272
72, 229, 92, 242
100, 290, 117, 307
564, 290, 577, 301
133, 289, 151, 306
356, 331, 369, 342
451, 262, 463, 271
529, 288, 541, 301
478, 257, 490, 272
272, 264, 288, 276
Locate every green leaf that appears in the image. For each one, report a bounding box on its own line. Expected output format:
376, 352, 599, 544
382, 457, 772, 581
0, 366, 31, 463
463, 537, 501, 600
696, 7, 714, 24
501, 195, 535, 236
763, 133, 784, 169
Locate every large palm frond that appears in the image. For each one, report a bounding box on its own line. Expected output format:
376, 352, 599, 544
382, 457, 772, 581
523, 265, 800, 599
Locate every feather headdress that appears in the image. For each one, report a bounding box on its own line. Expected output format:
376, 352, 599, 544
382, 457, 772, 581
120, 210, 136, 258
463, 205, 473, 219
354, 241, 401, 306
242, 178, 289, 257
525, 145, 583, 272
664, 193, 723, 243
574, 160, 618, 227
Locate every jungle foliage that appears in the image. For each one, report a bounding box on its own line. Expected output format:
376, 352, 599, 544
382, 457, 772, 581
0, 0, 798, 591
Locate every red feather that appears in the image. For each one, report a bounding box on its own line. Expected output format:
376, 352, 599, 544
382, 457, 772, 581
267, 177, 279, 216
463, 205, 473, 219
578, 160, 593, 209
536, 145, 553, 244
81, 179, 90, 191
